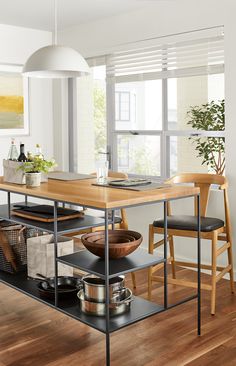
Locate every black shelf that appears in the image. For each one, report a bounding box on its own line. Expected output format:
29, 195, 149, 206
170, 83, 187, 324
59, 296, 164, 333
0, 202, 106, 234
0, 270, 164, 334
57, 249, 164, 279
0, 270, 55, 307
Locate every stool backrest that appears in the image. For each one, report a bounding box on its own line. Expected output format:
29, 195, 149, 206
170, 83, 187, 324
108, 171, 128, 179
91, 170, 128, 179
166, 173, 228, 217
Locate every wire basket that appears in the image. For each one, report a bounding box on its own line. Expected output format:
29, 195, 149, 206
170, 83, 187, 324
0, 221, 43, 274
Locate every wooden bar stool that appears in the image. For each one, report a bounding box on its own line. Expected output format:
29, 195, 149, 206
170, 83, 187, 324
148, 173, 234, 315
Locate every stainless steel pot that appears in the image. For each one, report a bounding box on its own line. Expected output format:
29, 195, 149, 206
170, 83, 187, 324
77, 288, 133, 317
82, 275, 125, 303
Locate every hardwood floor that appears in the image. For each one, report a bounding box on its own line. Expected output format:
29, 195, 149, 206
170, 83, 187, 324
0, 267, 235, 366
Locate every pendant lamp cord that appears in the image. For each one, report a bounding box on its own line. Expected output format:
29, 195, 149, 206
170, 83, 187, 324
53, 0, 58, 45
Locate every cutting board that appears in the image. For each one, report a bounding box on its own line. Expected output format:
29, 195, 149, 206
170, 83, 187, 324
11, 205, 84, 223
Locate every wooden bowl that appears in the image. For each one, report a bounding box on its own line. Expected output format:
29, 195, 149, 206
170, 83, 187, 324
87, 233, 136, 244
81, 230, 143, 259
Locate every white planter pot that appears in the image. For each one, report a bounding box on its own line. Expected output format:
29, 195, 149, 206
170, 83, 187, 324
25, 172, 41, 188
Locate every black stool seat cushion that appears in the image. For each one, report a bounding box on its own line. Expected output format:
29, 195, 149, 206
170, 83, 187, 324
113, 216, 122, 224
153, 215, 224, 232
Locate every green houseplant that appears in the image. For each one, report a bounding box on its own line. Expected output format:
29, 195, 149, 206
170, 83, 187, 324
19, 156, 56, 187
187, 99, 225, 175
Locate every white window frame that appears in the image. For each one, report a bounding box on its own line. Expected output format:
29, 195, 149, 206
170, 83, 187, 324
107, 67, 225, 180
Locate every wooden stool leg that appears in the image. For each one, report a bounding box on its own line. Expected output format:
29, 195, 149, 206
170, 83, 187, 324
148, 224, 155, 300
226, 223, 234, 294
224, 189, 234, 293
169, 235, 176, 279
131, 272, 136, 289
211, 231, 217, 315
148, 267, 152, 301
227, 242, 234, 293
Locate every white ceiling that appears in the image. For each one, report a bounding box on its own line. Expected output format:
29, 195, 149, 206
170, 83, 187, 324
0, 0, 172, 32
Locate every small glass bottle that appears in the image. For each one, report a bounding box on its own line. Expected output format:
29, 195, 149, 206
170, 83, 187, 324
35, 144, 44, 160
18, 143, 27, 162
7, 138, 19, 161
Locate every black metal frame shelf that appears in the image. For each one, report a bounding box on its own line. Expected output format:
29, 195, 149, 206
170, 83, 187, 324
60, 296, 164, 333
57, 248, 165, 279
0, 202, 107, 234
0, 270, 164, 334
0, 189, 201, 366
0, 270, 55, 307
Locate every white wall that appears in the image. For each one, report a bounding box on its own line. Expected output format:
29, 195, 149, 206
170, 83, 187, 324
0, 24, 51, 64
0, 24, 53, 203
60, 0, 225, 58
60, 0, 236, 276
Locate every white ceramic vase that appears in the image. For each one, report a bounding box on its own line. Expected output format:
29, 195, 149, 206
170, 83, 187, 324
25, 172, 41, 188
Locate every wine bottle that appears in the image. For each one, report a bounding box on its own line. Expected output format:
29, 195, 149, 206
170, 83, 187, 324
7, 138, 19, 161
18, 143, 27, 162
35, 144, 44, 160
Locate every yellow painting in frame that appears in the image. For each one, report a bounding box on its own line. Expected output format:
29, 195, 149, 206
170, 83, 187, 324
0, 64, 29, 136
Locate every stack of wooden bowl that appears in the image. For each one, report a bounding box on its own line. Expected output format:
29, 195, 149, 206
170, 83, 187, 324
81, 230, 142, 259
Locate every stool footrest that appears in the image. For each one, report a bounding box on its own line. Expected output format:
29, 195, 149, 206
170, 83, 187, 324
216, 265, 232, 282
151, 275, 212, 291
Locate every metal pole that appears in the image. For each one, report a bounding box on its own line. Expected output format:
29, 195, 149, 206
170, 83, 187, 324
105, 209, 110, 366
7, 192, 10, 219
54, 201, 58, 307
197, 194, 201, 335
25, 195, 28, 206
164, 200, 168, 309
111, 210, 115, 230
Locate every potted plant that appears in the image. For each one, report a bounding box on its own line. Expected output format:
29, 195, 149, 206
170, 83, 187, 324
19, 157, 56, 188
187, 99, 225, 175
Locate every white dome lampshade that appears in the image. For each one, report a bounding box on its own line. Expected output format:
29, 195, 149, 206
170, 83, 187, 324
23, 45, 90, 78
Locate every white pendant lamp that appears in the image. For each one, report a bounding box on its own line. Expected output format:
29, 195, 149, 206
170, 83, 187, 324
22, 0, 90, 78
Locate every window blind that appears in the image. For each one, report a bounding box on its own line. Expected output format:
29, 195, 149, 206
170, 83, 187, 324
107, 27, 224, 82
86, 55, 107, 67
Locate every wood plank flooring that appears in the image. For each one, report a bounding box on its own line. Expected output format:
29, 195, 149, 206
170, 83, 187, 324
0, 267, 235, 366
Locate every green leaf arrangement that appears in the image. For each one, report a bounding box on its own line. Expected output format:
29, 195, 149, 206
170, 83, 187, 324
187, 99, 225, 175
19, 156, 56, 174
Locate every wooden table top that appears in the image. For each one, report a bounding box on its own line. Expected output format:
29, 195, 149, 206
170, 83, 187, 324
0, 177, 199, 209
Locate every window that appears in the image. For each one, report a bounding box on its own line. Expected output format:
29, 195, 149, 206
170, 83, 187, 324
115, 81, 162, 130
106, 27, 225, 178
168, 74, 225, 176
117, 135, 161, 175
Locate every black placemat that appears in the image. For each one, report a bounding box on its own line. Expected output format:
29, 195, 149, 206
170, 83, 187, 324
92, 182, 171, 191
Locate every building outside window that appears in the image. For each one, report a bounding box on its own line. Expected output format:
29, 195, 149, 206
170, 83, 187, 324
115, 91, 131, 122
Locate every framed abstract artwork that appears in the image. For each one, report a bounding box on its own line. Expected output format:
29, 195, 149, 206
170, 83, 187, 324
0, 64, 29, 136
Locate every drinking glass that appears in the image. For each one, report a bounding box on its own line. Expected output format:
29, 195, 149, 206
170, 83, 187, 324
96, 160, 109, 184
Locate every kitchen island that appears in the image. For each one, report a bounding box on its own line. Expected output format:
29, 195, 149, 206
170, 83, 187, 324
0, 177, 201, 366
